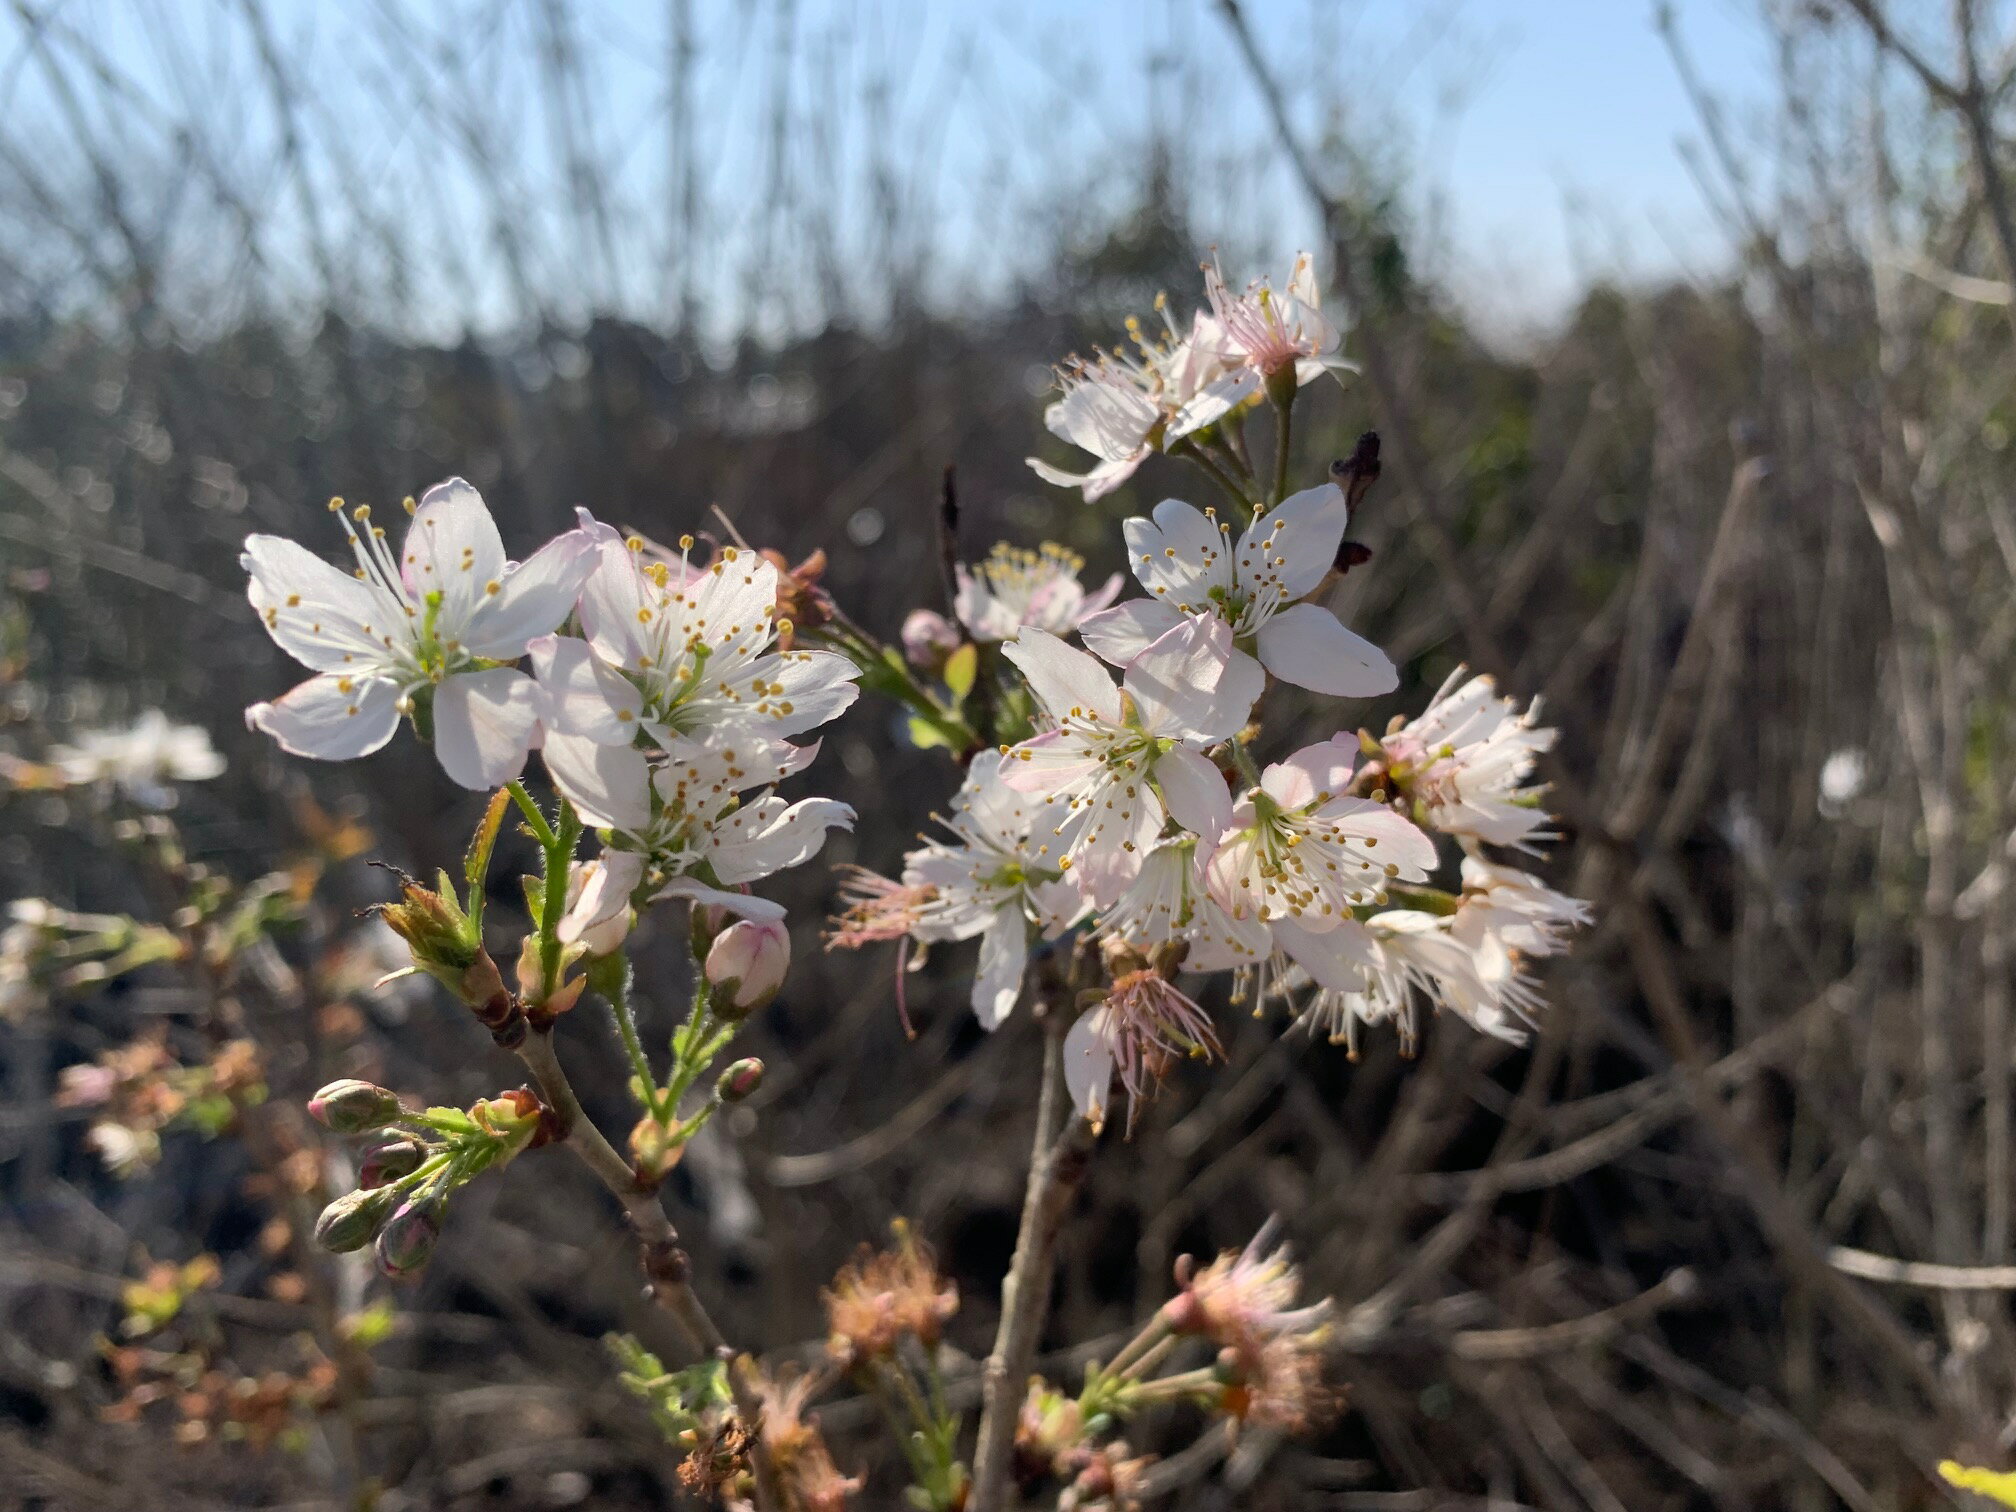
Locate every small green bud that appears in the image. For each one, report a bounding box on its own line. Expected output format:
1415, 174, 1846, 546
308, 1079, 402, 1134
314, 1187, 396, 1253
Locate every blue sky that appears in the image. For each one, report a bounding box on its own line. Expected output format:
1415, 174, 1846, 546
0, 1, 1773, 344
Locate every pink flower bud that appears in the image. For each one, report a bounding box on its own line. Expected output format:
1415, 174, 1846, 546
308, 1079, 402, 1134
704, 919, 790, 1018
901, 609, 962, 674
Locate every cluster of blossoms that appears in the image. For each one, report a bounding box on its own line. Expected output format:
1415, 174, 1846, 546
242, 479, 862, 932
836, 472, 1588, 1130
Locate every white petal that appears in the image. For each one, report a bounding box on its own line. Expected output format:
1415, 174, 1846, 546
1077, 599, 1186, 668
1027, 451, 1147, 501
1238, 483, 1349, 604
1255, 603, 1397, 697
1262, 734, 1359, 809
400, 478, 507, 634
1168, 370, 1261, 438
1122, 499, 1235, 612
707, 795, 855, 884
461, 528, 598, 658
242, 535, 392, 673
973, 904, 1028, 1029
1274, 917, 1377, 992
1002, 628, 1123, 725
246, 673, 402, 761
433, 668, 542, 789
652, 876, 788, 922
541, 730, 652, 833
1155, 745, 1233, 843
1063, 1009, 1115, 1124
1123, 615, 1263, 744
530, 634, 642, 744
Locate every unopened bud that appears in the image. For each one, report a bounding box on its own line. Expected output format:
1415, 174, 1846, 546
629, 1115, 685, 1184
374, 1197, 442, 1277
901, 609, 962, 676
358, 1136, 428, 1188
314, 1187, 396, 1252
308, 1079, 402, 1135
704, 919, 790, 1018
716, 1058, 764, 1103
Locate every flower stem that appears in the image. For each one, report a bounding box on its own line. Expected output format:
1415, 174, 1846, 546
969, 996, 1099, 1512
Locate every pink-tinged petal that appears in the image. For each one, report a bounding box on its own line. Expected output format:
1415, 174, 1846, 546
651, 876, 788, 922
1122, 499, 1234, 611
1002, 627, 1123, 725
541, 731, 651, 833
246, 673, 401, 761
1027, 451, 1147, 501
399, 478, 506, 633
1274, 917, 1377, 992
973, 904, 1029, 1029
462, 529, 597, 658
1079, 571, 1125, 618
738, 648, 861, 736
1155, 745, 1233, 843
242, 535, 390, 672
432, 668, 542, 789
558, 850, 644, 947
1311, 796, 1439, 878
1238, 484, 1349, 603
1167, 370, 1261, 438
1077, 599, 1186, 668
1123, 615, 1263, 744
1063, 1007, 1115, 1124
1255, 603, 1396, 697
530, 634, 643, 744
707, 795, 855, 884
1262, 733, 1359, 810
1070, 781, 1162, 906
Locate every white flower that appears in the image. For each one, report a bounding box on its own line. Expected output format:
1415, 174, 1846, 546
558, 852, 642, 956
1818, 747, 1867, 819
953, 543, 1122, 643
1079, 486, 1394, 697
1178, 252, 1353, 434
541, 729, 852, 922
1205, 734, 1438, 929
1447, 855, 1589, 1025
1295, 909, 1519, 1053
1095, 838, 1269, 973
50, 711, 225, 808
1379, 668, 1554, 849
898, 751, 1082, 1026
551, 521, 859, 747
1000, 618, 1263, 905
1026, 306, 1243, 501
243, 479, 596, 788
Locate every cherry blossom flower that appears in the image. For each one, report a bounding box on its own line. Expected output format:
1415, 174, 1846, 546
893, 751, 1082, 1027
1026, 304, 1242, 501
1079, 485, 1394, 697
1295, 909, 1521, 1052
540, 729, 852, 922
243, 480, 596, 788
1000, 618, 1263, 905
1205, 734, 1437, 928
1379, 667, 1555, 849
551, 520, 859, 749
1182, 251, 1353, 430
953, 542, 1122, 642
1063, 963, 1221, 1131
50, 711, 225, 808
